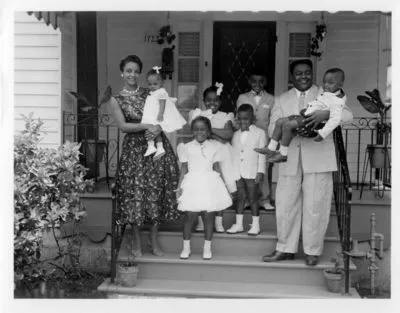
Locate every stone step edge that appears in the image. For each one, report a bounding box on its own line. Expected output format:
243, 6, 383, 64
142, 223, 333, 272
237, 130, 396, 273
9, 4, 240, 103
115, 253, 357, 271
98, 278, 358, 299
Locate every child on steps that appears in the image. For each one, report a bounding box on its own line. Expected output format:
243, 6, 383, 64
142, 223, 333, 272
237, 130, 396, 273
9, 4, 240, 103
188, 83, 238, 233
228, 104, 266, 236
176, 116, 232, 260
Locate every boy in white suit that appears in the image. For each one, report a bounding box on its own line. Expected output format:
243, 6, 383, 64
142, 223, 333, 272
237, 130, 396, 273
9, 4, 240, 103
257, 59, 353, 266
236, 72, 275, 210
227, 104, 266, 236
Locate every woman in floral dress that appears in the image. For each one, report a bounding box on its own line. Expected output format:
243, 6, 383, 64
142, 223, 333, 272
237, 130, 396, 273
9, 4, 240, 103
109, 55, 181, 257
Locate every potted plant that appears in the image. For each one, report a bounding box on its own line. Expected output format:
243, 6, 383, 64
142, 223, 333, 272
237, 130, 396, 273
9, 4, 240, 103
156, 25, 176, 79
357, 89, 391, 169
323, 253, 344, 293
116, 244, 139, 287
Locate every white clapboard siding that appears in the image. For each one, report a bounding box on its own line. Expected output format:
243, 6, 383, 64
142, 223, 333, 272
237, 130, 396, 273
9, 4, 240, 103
14, 11, 62, 149
324, 12, 381, 183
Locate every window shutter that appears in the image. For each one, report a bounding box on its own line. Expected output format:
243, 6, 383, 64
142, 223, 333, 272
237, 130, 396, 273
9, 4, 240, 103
289, 33, 311, 57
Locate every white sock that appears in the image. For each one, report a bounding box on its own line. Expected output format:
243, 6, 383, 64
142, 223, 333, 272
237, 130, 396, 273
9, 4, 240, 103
183, 240, 191, 250
148, 140, 155, 149
279, 145, 288, 156
236, 214, 244, 228
252, 216, 260, 227
204, 240, 211, 250
268, 139, 278, 151
156, 141, 164, 149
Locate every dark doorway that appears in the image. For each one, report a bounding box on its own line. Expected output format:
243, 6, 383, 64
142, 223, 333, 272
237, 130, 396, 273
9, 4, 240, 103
212, 22, 276, 112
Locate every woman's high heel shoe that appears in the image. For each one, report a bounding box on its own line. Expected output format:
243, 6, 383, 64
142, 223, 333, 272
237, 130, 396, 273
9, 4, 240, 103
148, 240, 164, 257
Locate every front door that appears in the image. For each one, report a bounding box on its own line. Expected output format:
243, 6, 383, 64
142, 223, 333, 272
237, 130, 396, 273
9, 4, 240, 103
212, 22, 276, 112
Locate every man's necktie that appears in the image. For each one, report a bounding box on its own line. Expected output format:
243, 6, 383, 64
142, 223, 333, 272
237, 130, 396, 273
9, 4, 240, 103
298, 92, 306, 111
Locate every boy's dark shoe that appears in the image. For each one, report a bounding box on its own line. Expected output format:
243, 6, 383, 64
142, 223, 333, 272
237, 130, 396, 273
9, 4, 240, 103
266, 152, 288, 163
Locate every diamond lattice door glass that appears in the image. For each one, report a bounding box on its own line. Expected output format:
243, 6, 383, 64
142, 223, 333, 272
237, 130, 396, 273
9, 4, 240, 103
213, 22, 276, 112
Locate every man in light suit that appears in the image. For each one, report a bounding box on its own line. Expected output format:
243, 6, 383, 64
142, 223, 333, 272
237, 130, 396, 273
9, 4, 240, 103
257, 59, 353, 266
236, 72, 275, 210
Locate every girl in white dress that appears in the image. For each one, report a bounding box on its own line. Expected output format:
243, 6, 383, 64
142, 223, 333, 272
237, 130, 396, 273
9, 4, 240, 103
176, 116, 232, 260
141, 66, 186, 159
188, 83, 238, 233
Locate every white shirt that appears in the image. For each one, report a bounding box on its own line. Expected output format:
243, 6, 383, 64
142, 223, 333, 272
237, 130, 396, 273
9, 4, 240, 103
240, 130, 249, 145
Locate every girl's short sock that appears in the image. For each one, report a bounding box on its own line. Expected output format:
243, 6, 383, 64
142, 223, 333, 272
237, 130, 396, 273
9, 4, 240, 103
279, 145, 288, 156
268, 139, 278, 151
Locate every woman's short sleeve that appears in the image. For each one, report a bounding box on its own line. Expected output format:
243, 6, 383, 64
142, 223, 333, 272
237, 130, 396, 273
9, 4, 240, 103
211, 142, 223, 163
226, 112, 235, 123
177, 143, 188, 163
188, 108, 201, 124
156, 88, 168, 100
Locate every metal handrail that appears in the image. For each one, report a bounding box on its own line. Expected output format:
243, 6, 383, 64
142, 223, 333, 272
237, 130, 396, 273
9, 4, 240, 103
332, 126, 353, 294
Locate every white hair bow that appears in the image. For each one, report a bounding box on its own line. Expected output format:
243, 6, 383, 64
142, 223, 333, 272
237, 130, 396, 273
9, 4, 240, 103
153, 66, 162, 74
215, 82, 224, 96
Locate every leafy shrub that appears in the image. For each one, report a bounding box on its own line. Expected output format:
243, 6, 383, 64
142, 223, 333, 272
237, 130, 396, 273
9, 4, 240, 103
14, 114, 93, 286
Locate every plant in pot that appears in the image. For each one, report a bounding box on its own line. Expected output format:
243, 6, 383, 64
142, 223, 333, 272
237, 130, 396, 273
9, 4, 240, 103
156, 24, 176, 79
357, 89, 391, 169
116, 244, 139, 287
67, 86, 112, 180
323, 252, 344, 293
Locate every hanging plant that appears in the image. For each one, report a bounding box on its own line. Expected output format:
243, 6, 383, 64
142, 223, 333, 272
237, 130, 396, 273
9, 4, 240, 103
310, 23, 327, 59
156, 25, 176, 46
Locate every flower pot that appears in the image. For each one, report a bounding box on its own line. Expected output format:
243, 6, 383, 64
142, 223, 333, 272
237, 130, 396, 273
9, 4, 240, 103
323, 268, 343, 293
117, 262, 139, 287
367, 144, 391, 169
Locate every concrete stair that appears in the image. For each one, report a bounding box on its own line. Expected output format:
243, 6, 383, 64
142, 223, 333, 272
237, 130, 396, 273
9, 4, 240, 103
82, 183, 389, 298
97, 230, 358, 298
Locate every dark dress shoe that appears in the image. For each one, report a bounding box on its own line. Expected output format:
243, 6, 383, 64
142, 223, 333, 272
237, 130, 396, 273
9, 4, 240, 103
262, 250, 295, 262
305, 254, 319, 266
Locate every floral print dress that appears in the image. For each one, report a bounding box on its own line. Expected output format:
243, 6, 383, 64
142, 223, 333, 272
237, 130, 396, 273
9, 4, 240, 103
114, 87, 181, 226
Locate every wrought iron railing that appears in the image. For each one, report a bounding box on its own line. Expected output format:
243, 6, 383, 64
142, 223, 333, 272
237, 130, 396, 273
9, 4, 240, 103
332, 126, 353, 294
63, 112, 391, 193
341, 117, 391, 190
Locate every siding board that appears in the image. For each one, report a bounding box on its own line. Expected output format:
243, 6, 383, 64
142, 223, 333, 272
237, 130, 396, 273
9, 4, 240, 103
14, 12, 62, 148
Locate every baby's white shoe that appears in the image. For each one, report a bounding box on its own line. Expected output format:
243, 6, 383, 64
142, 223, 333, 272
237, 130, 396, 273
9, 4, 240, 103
180, 240, 191, 259
144, 145, 157, 157
214, 216, 225, 233
203, 240, 212, 260
153, 147, 166, 160
195, 216, 204, 232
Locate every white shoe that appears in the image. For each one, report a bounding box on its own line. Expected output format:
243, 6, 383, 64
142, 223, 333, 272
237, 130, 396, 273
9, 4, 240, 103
153, 147, 166, 160
195, 217, 204, 232
226, 223, 244, 234
180, 240, 191, 259
247, 224, 260, 236
248, 216, 260, 236
203, 241, 212, 260
215, 216, 225, 233
262, 201, 275, 211
144, 146, 157, 157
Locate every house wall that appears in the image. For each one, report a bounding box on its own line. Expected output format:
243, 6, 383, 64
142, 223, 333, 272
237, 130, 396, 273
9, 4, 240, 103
14, 12, 62, 149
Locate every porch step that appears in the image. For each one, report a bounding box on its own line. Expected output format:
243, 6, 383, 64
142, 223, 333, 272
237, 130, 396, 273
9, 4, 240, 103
115, 252, 355, 287
99, 278, 358, 298
119, 231, 342, 259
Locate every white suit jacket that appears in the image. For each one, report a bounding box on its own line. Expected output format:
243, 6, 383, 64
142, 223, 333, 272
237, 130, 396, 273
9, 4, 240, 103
236, 90, 274, 140
268, 85, 353, 175
232, 125, 267, 179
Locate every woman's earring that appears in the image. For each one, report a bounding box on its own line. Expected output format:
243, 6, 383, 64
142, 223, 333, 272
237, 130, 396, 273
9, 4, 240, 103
121, 74, 124, 78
